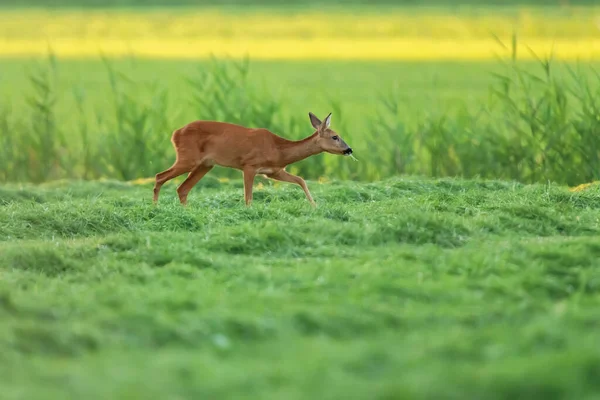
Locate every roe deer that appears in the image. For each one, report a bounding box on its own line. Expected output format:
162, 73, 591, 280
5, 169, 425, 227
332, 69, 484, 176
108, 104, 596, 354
153, 112, 353, 207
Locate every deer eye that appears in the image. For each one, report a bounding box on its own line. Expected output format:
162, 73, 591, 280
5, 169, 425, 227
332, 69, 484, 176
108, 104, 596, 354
331, 135, 339, 140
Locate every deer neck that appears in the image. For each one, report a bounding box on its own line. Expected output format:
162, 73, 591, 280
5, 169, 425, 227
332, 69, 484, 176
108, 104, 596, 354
280, 132, 322, 166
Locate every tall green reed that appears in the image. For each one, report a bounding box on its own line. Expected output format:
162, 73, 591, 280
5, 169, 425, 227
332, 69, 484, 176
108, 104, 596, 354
0, 45, 598, 186
0, 102, 16, 182
479, 39, 599, 185
368, 35, 600, 185
0, 51, 66, 183
100, 55, 173, 180
24, 51, 64, 182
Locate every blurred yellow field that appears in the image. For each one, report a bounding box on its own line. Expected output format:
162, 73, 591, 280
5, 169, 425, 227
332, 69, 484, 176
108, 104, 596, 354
1, 8, 600, 60
2, 37, 600, 60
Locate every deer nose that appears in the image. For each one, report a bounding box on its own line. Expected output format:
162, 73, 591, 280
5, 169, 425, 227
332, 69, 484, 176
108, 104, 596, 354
343, 148, 353, 155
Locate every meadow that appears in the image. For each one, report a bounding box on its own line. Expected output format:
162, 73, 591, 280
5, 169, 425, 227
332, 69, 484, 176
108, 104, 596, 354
2, 4, 600, 398
1, 177, 600, 399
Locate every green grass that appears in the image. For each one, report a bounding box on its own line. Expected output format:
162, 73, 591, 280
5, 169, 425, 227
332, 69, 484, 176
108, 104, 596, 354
1, 177, 600, 398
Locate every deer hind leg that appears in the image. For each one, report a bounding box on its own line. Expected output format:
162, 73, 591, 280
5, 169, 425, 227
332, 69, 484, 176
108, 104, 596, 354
153, 162, 193, 203
243, 168, 257, 206
266, 169, 316, 207
153, 133, 205, 203
176, 164, 213, 206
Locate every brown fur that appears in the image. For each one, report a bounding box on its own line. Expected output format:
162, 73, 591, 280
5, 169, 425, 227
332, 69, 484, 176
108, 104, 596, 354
153, 112, 352, 206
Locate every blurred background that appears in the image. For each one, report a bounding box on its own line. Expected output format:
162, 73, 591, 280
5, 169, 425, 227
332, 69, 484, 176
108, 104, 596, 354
0, 0, 598, 185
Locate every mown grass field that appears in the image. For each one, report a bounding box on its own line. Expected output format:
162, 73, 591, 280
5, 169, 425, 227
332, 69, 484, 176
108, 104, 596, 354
1, 177, 600, 398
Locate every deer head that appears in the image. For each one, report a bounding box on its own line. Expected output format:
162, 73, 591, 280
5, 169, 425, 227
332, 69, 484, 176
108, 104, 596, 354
309, 112, 353, 156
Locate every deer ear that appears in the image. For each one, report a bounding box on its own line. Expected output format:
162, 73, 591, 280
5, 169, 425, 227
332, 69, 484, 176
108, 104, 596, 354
309, 112, 322, 130
322, 113, 332, 129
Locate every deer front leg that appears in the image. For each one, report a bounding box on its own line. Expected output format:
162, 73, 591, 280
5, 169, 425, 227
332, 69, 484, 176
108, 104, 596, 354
243, 168, 257, 206
267, 169, 316, 207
